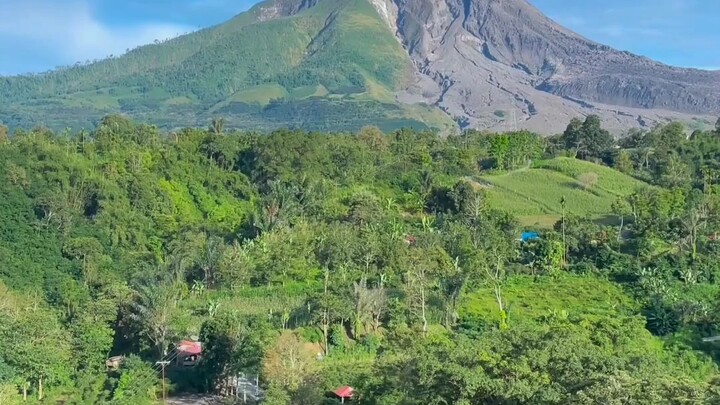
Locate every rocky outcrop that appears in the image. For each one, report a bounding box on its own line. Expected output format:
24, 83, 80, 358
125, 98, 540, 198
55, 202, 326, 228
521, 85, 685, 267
254, 0, 320, 21
368, 0, 399, 32
387, 0, 720, 132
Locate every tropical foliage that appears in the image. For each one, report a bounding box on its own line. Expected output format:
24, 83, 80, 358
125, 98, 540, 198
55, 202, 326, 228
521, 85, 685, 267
2, 115, 720, 403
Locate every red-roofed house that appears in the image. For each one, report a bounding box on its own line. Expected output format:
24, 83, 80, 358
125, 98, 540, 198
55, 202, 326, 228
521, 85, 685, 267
176, 340, 202, 367
333, 386, 354, 403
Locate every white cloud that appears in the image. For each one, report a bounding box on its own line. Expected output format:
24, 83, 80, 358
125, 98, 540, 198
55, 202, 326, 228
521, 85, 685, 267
0, 0, 193, 65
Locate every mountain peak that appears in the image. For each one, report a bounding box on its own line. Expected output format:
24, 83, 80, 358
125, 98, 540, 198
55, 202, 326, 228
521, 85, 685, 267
0, 0, 717, 134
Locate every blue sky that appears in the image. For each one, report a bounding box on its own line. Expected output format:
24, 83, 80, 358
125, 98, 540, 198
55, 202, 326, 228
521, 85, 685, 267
0, 0, 718, 76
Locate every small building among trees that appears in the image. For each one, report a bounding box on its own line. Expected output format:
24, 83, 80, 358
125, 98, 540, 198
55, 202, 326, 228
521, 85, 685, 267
333, 386, 354, 403
105, 355, 124, 370
176, 340, 202, 367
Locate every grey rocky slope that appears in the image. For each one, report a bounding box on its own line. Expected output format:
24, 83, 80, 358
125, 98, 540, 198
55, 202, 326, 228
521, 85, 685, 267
266, 0, 720, 133
362, 0, 718, 133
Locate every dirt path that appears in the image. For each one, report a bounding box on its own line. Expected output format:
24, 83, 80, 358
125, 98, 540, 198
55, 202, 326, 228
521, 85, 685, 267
166, 395, 223, 405
166, 374, 262, 404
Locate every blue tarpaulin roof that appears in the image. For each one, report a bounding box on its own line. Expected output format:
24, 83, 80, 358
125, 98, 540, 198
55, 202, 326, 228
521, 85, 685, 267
521, 232, 540, 242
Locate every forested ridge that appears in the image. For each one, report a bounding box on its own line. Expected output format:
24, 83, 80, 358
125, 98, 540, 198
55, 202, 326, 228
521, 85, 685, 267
3, 116, 720, 404
0, 0, 453, 134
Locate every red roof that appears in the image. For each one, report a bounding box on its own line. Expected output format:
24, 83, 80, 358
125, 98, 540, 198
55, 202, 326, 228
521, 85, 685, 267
333, 386, 354, 399
177, 340, 202, 356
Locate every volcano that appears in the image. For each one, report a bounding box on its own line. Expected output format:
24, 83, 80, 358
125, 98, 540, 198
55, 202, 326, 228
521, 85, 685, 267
1, 0, 718, 133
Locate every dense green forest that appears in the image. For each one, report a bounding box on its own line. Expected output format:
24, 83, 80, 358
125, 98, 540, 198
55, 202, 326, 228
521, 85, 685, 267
3, 115, 720, 404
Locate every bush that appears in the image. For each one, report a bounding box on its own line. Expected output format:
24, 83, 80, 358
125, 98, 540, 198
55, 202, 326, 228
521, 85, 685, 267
297, 327, 322, 344
329, 324, 349, 350
578, 172, 599, 190
644, 299, 682, 336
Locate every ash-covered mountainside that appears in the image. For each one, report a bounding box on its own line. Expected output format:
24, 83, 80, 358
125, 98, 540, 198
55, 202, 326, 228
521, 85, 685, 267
385, 0, 720, 131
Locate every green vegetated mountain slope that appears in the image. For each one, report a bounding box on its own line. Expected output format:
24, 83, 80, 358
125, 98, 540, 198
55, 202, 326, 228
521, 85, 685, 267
480, 157, 649, 226
0, 0, 454, 133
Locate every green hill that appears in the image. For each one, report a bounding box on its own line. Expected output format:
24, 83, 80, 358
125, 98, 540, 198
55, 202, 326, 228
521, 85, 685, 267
479, 157, 649, 226
0, 0, 455, 133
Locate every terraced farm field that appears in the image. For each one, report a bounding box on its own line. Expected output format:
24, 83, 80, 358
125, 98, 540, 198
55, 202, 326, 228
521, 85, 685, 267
480, 157, 648, 227
461, 274, 637, 325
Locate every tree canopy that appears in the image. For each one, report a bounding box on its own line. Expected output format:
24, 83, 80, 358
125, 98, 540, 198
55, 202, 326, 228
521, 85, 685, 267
2, 116, 720, 403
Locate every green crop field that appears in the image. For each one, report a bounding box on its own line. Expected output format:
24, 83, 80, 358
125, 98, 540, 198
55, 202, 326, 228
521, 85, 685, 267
461, 274, 637, 325
480, 157, 648, 226
535, 158, 648, 194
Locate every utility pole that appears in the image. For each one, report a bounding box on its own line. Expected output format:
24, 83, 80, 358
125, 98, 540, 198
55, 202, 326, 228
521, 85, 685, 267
156, 360, 171, 403
256, 374, 260, 398
322, 268, 329, 357
560, 196, 567, 265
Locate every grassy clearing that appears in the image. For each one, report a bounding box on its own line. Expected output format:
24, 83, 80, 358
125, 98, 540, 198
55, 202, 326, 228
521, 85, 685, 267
63, 91, 121, 110
535, 158, 647, 196
222, 294, 305, 318
461, 274, 637, 325
351, 75, 394, 103
289, 85, 329, 100
480, 157, 648, 221
177, 284, 312, 335
517, 215, 563, 228
397, 103, 458, 133
217, 283, 313, 318
482, 168, 609, 215
164, 96, 194, 106
228, 84, 289, 106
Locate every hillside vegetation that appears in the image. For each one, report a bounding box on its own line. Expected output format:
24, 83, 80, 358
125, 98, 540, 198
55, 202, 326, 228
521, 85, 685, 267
3, 116, 720, 404
481, 157, 649, 225
0, 0, 454, 133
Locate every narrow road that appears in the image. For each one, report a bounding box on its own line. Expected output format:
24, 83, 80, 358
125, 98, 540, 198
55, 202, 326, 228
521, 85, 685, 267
166, 376, 262, 404
166, 395, 223, 405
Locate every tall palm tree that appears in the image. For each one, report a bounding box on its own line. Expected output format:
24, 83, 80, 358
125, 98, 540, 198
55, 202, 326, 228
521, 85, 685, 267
128, 277, 180, 359
209, 117, 226, 135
